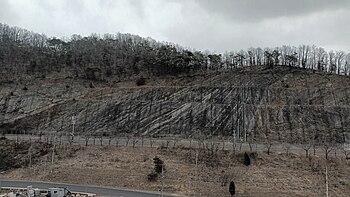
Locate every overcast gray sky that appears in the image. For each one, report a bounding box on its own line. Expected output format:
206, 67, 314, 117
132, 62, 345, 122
0, 0, 349, 53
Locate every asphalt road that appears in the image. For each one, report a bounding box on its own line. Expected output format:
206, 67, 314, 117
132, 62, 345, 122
0, 179, 175, 197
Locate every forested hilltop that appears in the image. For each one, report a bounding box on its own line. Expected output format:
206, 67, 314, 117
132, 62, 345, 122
1, 23, 349, 82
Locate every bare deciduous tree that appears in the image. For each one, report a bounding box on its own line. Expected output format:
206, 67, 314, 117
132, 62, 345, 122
263, 134, 273, 155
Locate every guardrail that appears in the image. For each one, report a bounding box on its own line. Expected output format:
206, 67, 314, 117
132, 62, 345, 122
2, 134, 349, 158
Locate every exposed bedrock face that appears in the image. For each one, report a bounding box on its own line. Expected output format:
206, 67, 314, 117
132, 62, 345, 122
1, 66, 350, 143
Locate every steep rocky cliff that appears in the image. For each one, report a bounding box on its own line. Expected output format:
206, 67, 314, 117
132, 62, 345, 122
1, 65, 350, 143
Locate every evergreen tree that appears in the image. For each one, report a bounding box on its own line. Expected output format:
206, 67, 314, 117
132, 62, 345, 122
243, 152, 251, 166
229, 181, 235, 196
153, 156, 165, 173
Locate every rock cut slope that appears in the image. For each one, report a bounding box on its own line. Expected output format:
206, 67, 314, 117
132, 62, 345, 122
1, 66, 350, 143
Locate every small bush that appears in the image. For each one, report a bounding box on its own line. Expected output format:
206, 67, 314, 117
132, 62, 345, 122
23, 87, 28, 91
110, 157, 120, 162
229, 181, 236, 196
243, 152, 251, 166
143, 155, 149, 162
147, 171, 158, 182
136, 76, 146, 86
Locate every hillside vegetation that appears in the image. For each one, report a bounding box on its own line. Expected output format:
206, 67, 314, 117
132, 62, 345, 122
0, 23, 350, 145
1, 22, 350, 82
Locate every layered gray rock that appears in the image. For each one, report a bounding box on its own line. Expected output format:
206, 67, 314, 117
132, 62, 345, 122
1, 66, 349, 143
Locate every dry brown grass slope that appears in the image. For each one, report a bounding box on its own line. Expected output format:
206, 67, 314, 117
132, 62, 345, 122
2, 143, 349, 197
